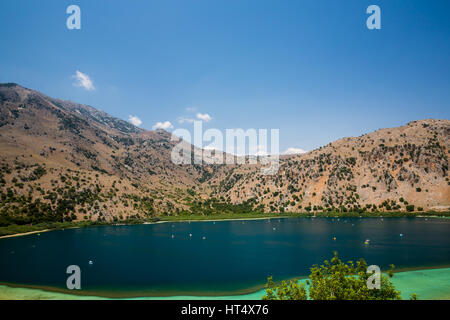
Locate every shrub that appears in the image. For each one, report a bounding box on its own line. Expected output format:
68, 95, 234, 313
263, 252, 401, 300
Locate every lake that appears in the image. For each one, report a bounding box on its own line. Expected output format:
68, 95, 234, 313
0, 217, 449, 298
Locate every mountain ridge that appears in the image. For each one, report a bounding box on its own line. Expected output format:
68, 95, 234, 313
0, 83, 448, 225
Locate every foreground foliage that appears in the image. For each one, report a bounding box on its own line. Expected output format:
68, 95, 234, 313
263, 252, 402, 300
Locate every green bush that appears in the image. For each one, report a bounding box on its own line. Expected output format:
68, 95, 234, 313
263, 252, 401, 300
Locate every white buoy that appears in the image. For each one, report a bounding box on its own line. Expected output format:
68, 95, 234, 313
189, 233, 192, 237
89, 260, 93, 265
202, 236, 206, 240
171, 234, 175, 239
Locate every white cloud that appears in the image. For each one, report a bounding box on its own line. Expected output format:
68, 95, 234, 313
72, 70, 95, 91
196, 113, 212, 122
186, 107, 197, 112
177, 112, 212, 123
152, 121, 173, 130
128, 115, 142, 127
283, 147, 308, 155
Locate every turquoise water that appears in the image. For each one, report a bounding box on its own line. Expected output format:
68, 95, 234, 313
0, 217, 449, 297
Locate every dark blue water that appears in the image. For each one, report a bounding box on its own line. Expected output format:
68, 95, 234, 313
0, 217, 449, 297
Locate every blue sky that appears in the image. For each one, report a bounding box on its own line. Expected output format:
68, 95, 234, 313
0, 0, 449, 153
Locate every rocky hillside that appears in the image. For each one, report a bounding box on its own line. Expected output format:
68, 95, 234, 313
0, 83, 218, 224
211, 119, 449, 213
0, 83, 448, 225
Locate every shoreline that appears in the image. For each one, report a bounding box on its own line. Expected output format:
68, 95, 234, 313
0, 229, 51, 239
0, 217, 280, 239
163, 216, 293, 223
1, 266, 449, 300
1, 213, 448, 239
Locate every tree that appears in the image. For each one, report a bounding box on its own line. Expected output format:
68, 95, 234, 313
262, 276, 307, 300
263, 252, 401, 300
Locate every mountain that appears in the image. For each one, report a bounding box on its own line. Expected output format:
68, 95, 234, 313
211, 119, 449, 213
0, 83, 219, 223
0, 83, 448, 225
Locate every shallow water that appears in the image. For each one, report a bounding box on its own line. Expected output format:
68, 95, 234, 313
0, 217, 449, 297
